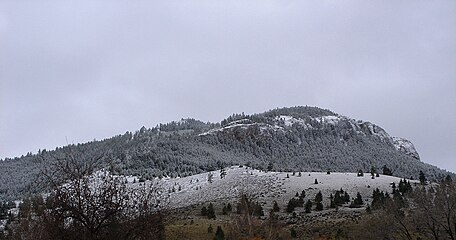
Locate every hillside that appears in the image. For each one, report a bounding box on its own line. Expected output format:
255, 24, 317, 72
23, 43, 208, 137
0, 106, 452, 201
156, 166, 415, 210
0, 165, 427, 239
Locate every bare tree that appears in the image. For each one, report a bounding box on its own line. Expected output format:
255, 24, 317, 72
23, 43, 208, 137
227, 193, 289, 240
9, 148, 167, 240
412, 182, 456, 240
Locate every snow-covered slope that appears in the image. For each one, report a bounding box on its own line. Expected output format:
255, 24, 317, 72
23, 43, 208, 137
142, 166, 416, 211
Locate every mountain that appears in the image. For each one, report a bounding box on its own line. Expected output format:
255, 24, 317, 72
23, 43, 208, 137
0, 106, 451, 201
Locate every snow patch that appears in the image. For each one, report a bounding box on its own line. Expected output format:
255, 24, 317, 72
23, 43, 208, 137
314, 115, 342, 125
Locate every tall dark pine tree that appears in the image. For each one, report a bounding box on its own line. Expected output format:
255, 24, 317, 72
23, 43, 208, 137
272, 201, 280, 212
207, 203, 216, 219
305, 200, 312, 213
267, 162, 274, 172
315, 191, 323, 203
215, 226, 225, 240
419, 171, 427, 185
315, 191, 323, 211
354, 192, 363, 206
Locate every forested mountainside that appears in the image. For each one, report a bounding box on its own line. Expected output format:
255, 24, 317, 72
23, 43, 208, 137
0, 106, 451, 201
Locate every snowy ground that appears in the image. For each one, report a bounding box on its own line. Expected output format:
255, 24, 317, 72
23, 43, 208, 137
0, 167, 415, 232
136, 166, 417, 212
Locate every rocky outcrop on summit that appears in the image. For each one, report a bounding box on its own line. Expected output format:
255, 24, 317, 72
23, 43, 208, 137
393, 137, 420, 160
204, 109, 421, 162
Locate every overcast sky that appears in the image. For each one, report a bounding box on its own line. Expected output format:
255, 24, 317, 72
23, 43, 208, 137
1, 1, 455, 172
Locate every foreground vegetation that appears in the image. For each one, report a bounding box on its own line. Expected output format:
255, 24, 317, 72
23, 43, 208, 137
0, 156, 454, 240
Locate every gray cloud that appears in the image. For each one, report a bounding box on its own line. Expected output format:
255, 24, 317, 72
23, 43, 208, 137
1, 1, 455, 171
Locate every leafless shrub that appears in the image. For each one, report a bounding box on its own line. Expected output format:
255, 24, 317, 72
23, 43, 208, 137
8, 149, 167, 240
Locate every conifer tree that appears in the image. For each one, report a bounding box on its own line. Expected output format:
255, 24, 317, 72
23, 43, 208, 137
305, 200, 312, 213
300, 190, 306, 200
287, 199, 296, 213
419, 170, 427, 185
382, 165, 393, 176
227, 203, 232, 212
207, 203, 216, 219
354, 192, 363, 206
315, 191, 323, 203
201, 206, 207, 216
272, 201, 280, 212
267, 162, 274, 172
329, 194, 336, 208
290, 227, 297, 238
215, 226, 225, 240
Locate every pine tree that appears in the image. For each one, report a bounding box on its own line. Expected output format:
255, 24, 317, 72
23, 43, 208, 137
287, 199, 296, 213
315, 191, 323, 203
201, 206, 207, 216
267, 162, 274, 172
344, 192, 350, 203
227, 203, 232, 212
300, 190, 306, 200
366, 204, 372, 213
329, 194, 336, 208
419, 170, 427, 185
207, 203, 216, 219
399, 179, 413, 194
290, 227, 297, 238
334, 191, 344, 206
393, 190, 406, 208
222, 205, 227, 215
272, 201, 280, 212
305, 200, 312, 213
444, 174, 453, 185
253, 201, 264, 217
371, 166, 376, 178
354, 192, 363, 206
215, 226, 225, 240
383, 165, 392, 176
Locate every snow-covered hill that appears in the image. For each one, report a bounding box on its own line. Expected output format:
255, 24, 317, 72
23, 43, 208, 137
3, 106, 446, 203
